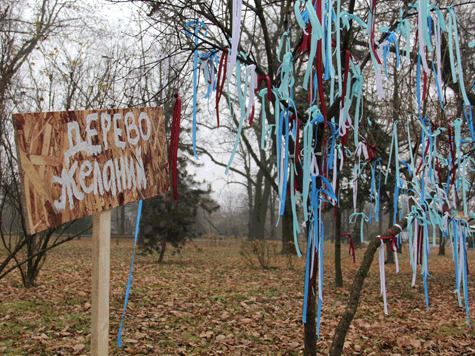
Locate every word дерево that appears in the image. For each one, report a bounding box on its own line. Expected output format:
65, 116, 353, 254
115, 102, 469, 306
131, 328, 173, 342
52, 111, 153, 211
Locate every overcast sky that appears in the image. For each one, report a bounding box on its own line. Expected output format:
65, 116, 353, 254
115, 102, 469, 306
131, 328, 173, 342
96, 0, 247, 205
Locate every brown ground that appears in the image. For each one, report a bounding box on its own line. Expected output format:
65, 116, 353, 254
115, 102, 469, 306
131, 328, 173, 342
1, 237, 475, 355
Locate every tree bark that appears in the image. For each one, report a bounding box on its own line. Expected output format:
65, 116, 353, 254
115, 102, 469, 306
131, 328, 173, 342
304, 244, 318, 356
335, 206, 343, 288
329, 218, 408, 356
120, 206, 126, 235
158, 241, 167, 263
438, 229, 445, 256
386, 203, 395, 264
281, 199, 294, 254
251, 168, 270, 240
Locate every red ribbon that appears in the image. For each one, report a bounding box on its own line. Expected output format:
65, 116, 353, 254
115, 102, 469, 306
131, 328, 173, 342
378, 227, 399, 253
362, 142, 377, 161
216, 48, 228, 128
298, 24, 312, 54
257, 74, 273, 101
248, 105, 255, 126
370, 0, 382, 65
169, 93, 182, 200
342, 232, 356, 263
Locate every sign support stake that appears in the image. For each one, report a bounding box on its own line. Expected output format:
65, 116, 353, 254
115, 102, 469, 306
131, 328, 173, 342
91, 210, 111, 356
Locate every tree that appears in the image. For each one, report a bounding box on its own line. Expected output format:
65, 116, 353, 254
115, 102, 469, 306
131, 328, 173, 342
0, 0, 80, 285
126, 1, 475, 355
139, 157, 218, 262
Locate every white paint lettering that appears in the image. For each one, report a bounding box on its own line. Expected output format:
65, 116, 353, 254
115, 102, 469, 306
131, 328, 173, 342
102, 159, 117, 196
125, 111, 140, 145
93, 160, 104, 195
101, 113, 112, 150
114, 157, 126, 193
135, 147, 147, 190
138, 112, 152, 141
125, 155, 136, 190
113, 113, 126, 149
52, 161, 84, 211
79, 160, 94, 194
85, 113, 102, 155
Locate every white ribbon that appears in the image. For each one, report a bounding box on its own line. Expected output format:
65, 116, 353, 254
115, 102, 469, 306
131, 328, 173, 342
245, 64, 257, 119
412, 220, 418, 287
228, 0, 242, 80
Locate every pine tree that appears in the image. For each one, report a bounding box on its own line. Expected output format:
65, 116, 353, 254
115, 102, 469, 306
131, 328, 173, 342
139, 157, 218, 262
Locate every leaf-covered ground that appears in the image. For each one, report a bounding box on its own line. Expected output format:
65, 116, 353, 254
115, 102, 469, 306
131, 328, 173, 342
1, 237, 475, 355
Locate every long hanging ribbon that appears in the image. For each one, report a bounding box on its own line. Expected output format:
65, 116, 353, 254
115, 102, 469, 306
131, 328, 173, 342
216, 48, 228, 127
200, 51, 218, 100
279, 109, 291, 215
396, 9, 411, 64
290, 161, 302, 257
303, 0, 323, 91
448, 7, 470, 107
228, 0, 243, 80
225, 60, 246, 173
349, 212, 369, 244
184, 20, 206, 158
370, 158, 382, 223
417, 0, 431, 74
117, 200, 144, 348
335, 0, 342, 97
341, 232, 356, 263
245, 64, 257, 124
324, 0, 334, 81
433, 11, 445, 108
169, 93, 182, 200
259, 88, 269, 149
369, 0, 382, 65
367, 1, 385, 99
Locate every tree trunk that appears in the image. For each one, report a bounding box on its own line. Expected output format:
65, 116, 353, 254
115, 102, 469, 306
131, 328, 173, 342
438, 230, 445, 256
329, 218, 408, 356
247, 172, 254, 239
252, 169, 270, 240
281, 199, 294, 254
386, 203, 395, 264
158, 241, 167, 263
120, 206, 126, 235
304, 248, 317, 356
335, 206, 343, 288
269, 188, 277, 239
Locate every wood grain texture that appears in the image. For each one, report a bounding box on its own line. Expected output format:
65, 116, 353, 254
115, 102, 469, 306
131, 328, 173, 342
13, 107, 168, 234
91, 210, 111, 356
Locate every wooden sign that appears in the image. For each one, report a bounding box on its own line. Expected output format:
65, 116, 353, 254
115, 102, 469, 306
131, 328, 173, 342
13, 107, 168, 235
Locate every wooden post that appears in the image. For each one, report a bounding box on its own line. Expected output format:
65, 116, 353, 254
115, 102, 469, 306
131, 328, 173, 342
91, 210, 111, 356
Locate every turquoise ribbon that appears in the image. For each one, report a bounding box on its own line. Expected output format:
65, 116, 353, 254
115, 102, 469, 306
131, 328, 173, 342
349, 212, 369, 243
303, 0, 324, 91
225, 60, 247, 173
184, 20, 206, 158
448, 7, 471, 107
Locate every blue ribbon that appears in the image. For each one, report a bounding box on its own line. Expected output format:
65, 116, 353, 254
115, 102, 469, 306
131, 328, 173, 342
117, 199, 144, 348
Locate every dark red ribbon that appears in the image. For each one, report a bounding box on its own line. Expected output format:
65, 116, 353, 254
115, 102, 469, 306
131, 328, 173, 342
342, 232, 356, 263
169, 93, 182, 200
248, 105, 255, 126
370, 0, 382, 65
216, 48, 228, 128
257, 74, 273, 101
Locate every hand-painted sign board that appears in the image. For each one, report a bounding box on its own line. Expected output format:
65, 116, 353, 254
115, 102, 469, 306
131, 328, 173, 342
13, 107, 168, 235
